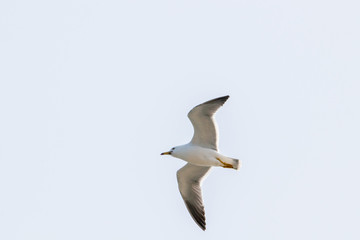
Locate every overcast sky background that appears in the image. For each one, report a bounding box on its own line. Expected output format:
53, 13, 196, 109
1, 0, 359, 239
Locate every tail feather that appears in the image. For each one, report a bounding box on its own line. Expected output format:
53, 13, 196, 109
232, 158, 241, 170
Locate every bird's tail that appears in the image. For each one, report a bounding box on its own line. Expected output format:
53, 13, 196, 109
231, 158, 241, 170
216, 155, 241, 170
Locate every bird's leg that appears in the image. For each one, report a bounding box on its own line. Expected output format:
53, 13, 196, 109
216, 157, 233, 168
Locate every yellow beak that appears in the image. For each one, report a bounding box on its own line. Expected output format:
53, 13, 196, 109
160, 151, 171, 155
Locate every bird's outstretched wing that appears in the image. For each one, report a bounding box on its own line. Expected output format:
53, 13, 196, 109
177, 163, 212, 231
188, 95, 229, 150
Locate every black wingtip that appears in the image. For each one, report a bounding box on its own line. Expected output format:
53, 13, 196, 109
216, 95, 229, 101
201, 225, 206, 231
216, 95, 230, 100
220, 95, 230, 102
184, 200, 207, 231
202, 95, 230, 106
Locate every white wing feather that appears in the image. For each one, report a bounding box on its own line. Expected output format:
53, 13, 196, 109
177, 163, 211, 231
188, 96, 229, 150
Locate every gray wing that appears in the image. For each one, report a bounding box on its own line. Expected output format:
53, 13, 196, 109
177, 163, 212, 231
188, 95, 229, 150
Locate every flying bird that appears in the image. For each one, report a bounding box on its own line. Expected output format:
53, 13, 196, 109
161, 95, 240, 231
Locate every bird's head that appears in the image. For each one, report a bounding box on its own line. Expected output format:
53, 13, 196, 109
160, 147, 175, 156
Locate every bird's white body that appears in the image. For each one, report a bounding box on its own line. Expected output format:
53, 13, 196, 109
172, 144, 240, 169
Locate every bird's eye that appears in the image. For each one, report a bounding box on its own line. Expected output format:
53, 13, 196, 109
171, 147, 175, 150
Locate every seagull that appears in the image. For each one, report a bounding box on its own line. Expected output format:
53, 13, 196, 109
161, 95, 240, 231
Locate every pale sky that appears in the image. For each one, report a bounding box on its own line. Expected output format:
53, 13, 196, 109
1, 0, 359, 239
